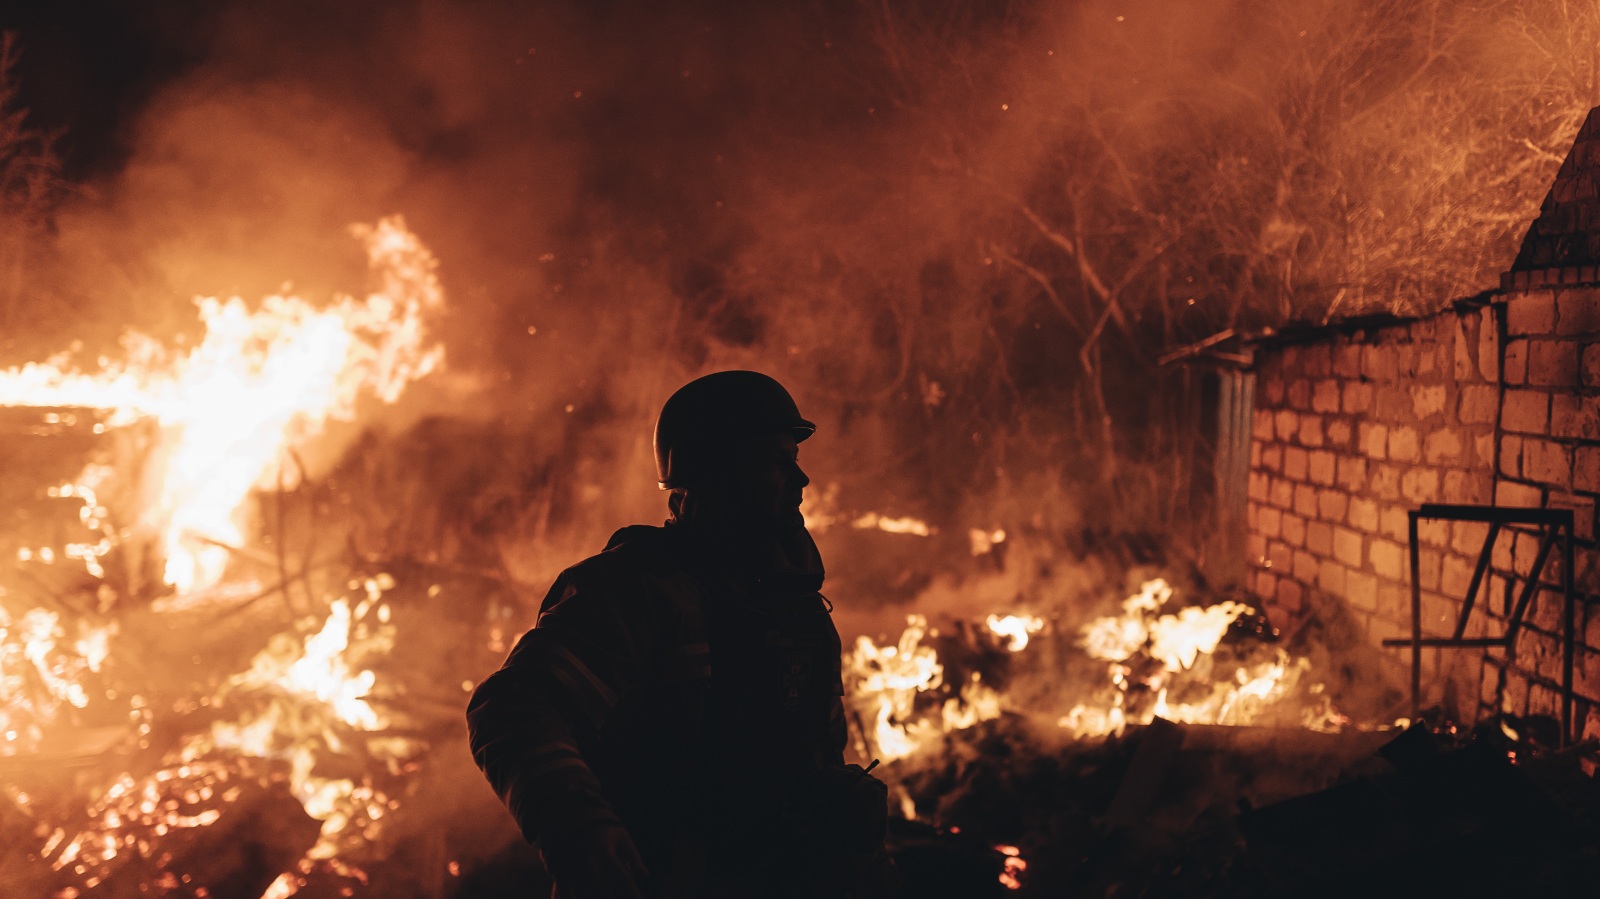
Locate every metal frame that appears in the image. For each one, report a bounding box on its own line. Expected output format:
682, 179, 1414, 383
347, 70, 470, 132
1379, 503, 1576, 747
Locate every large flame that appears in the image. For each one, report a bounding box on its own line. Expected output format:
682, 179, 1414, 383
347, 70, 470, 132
0, 216, 443, 592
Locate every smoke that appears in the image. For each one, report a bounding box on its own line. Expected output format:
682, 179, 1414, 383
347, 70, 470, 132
7, 0, 1599, 599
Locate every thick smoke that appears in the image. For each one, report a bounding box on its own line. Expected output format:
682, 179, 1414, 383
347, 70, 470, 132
7, 0, 1599, 604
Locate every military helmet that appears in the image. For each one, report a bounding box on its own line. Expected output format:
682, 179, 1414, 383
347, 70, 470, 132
653, 370, 815, 489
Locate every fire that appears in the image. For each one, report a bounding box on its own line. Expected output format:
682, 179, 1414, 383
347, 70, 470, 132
0, 603, 115, 755
1061, 579, 1334, 737
847, 578, 1346, 768
845, 614, 1011, 763
0, 216, 443, 592
3, 217, 442, 898
985, 613, 1043, 651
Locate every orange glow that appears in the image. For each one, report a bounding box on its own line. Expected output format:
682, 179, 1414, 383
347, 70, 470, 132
0, 217, 442, 592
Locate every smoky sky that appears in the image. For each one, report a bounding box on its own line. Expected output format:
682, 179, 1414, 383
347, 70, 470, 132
1, 0, 1592, 595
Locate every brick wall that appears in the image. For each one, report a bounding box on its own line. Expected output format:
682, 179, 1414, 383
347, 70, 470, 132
1246, 290, 1600, 739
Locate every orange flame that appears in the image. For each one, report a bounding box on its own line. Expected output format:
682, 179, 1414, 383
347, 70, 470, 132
0, 216, 443, 592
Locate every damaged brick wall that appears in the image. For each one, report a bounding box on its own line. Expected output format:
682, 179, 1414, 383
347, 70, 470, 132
1246, 288, 1600, 740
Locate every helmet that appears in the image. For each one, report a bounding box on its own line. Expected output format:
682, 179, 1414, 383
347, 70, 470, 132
653, 370, 815, 489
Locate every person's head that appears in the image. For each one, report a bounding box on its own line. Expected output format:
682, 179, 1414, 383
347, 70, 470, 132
654, 371, 813, 528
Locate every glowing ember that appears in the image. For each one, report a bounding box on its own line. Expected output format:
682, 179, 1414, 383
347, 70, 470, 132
0, 602, 115, 755
996, 843, 1026, 890
985, 613, 1043, 651
0, 216, 443, 592
852, 512, 932, 536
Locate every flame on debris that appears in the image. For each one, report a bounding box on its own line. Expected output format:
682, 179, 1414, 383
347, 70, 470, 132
4, 218, 442, 898
847, 578, 1348, 770
1061, 579, 1342, 737
0, 216, 443, 592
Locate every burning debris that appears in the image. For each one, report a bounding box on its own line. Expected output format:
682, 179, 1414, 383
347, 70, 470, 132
0, 218, 449, 898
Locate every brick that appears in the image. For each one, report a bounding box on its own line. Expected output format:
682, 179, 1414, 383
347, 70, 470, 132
1283, 446, 1309, 481
1478, 306, 1500, 381
1251, 440, 1262, 468
1501, 389, 1550, 434
1504, 338, 1528, 384
1258, 505, 1282, 538
1342, 381, 1374, 414
1298, 416, 1324, 447
1387, 426, 1421, 462
1402, 468, 1440, 504
1311, 379, 1341, 413
1303, 345, 1331, 377
1548, 492, 1597, 541
1338, 456, 1368, 491
1268, 540, 1293, 573
1308, 451, 1336, 486
1325, 419, 1352, 448
1294, 483, 1319, 518
1522, 438, 1572, 487
1288, 379, 1312, 410
1376, 584, 1409, 624
1575, 446, 1600, 493
1556, 288, 1600, 335
1263, 373, 1286, 405
1248, 471, 1271, 502
1261, 445, 1282, 472
1270, 477, 1295, 508
1371, 539, 1407, 580
1501, 434, 1524, 478
1346, 569, 1379, 613
1333, 526, 1364, 567
1411, 384, 1447, 419
1457, 385, 1498, 424
1507, 289, 1556, 335
1362, 344, 1398, 380
1453, 313, 1478, 381
1273, 473, 1299, 508
1475, 433, 1495, 468
1441, 553, 1476, 599
1550, 393, 1600, 440
1418, 549, 1441, 591
1443, 469, 1492, 504
1349, 497, 1380, 533
1452, 520, 1490, 556
1359, 423, 1388, 459
1294, 549, 1319, 583
1276, 578, 1304, 612
1317, 489, 1347, 522
1375, 385, 1412, 423
1380, 505, 1410, 542
1306, 521, 1333, 555
1318, 559, 1347, 593
1371, 463, 1401, 501
1253, 408, 1276, 439
1275, 409, 1299, 440
1495, 479, 1543, 507
1255, 569, 1277, 601
1528, 339, 1579, 387
1281, 512, 1306, 547
1417, 519, 1450, 547
1333, 344, 1362, 378
1582, 343, 1600, 387
1422, 429, 1462, 464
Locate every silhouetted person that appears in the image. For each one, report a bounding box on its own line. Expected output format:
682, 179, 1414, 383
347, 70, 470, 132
468, 371, 895, 899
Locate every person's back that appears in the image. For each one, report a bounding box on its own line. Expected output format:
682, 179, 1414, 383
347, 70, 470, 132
466, 371, 896, 898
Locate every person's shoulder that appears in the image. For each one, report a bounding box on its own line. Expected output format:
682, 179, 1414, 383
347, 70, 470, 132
559, 525, 681, 587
